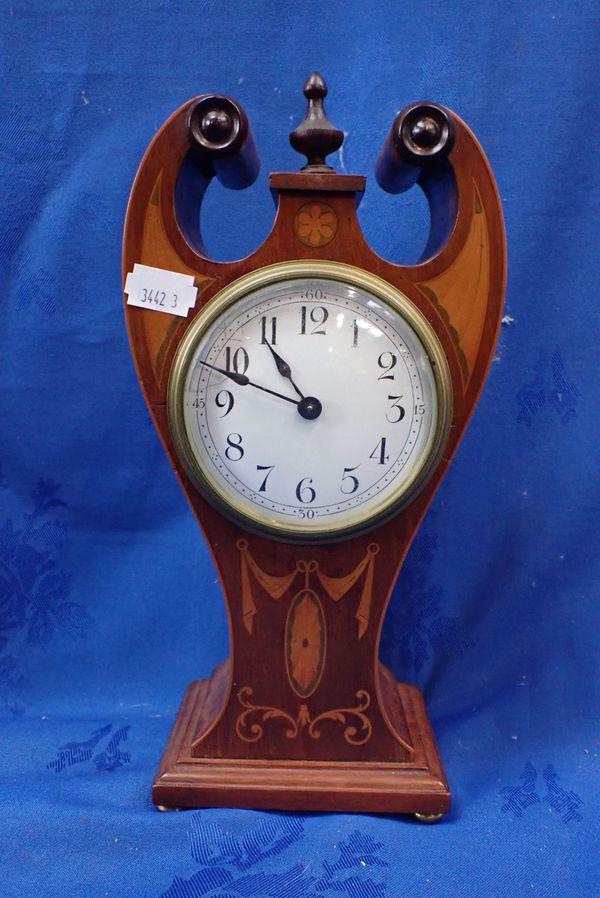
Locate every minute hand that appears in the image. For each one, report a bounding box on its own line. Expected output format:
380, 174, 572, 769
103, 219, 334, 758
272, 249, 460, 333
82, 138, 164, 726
198, 360, 298, 405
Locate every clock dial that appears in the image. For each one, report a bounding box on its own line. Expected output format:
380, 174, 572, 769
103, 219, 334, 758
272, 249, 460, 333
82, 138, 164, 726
169, 264, 452, 540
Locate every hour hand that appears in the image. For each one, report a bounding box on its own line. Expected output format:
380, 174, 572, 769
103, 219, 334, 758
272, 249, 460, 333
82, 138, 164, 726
264, 340, 305, 399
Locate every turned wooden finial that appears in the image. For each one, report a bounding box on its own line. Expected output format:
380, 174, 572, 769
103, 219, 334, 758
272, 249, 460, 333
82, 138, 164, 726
290, 72, 344, 172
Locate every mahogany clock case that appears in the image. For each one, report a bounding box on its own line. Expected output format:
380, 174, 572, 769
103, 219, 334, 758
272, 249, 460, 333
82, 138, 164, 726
122, 79, 506, 815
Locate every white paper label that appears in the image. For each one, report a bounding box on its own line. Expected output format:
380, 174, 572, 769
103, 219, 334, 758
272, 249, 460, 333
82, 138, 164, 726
124, 264, 198, 318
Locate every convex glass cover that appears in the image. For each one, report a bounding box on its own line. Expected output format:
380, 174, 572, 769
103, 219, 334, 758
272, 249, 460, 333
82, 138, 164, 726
168, 263, 452, 540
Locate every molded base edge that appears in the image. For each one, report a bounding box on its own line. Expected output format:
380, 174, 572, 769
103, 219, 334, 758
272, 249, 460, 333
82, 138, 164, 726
152, 676, 451, 815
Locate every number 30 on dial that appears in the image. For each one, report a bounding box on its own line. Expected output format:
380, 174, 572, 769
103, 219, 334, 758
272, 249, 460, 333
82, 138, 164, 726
168, 262, 452, 541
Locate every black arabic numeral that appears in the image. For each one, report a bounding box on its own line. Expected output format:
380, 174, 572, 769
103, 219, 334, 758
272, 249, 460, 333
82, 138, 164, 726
260, 315, 277, 345
340, 465, 360, 494
352, 319, 359, 348
300, 305, 328, 335
386, 395, 406, 423
225, 433, 244, 461
296, 477, 316, 504
225, 346, 249, 374
377, 351, 397, 380
369, 437, 389, 465
192, 397, 205, 409
256, 464, 275, 492
215, 390, 234, 417
414, 403, 426, 415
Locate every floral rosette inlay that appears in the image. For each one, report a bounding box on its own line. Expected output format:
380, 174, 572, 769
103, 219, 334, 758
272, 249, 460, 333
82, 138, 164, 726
294, 203, 338, 247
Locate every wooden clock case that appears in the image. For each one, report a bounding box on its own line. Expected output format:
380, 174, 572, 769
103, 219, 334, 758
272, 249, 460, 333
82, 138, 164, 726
122, 75, 506, 817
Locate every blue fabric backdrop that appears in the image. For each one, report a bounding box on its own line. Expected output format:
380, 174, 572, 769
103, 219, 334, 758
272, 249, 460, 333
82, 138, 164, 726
1, 2, 599, 896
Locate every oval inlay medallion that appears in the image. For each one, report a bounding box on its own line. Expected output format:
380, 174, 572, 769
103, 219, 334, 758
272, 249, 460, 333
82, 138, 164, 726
285, 589, 326, 698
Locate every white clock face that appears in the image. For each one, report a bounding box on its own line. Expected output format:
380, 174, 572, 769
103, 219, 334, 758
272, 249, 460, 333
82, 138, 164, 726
169, 266, 451, 540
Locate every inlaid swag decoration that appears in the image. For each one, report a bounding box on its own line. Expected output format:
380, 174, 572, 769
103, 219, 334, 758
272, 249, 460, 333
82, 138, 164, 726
237, 539, 380, 638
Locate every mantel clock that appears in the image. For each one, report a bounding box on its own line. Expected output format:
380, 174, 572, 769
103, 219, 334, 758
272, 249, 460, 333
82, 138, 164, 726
122, 74, 506, 819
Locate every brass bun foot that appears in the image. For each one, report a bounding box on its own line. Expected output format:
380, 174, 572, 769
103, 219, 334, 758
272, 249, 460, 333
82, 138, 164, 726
156, 805, 183, 812
414, 812, 444, 824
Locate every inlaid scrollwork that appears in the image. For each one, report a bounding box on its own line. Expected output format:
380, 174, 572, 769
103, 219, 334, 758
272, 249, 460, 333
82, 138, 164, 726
235, 687, 299, 743
235, 688, 372, 746
308, 690, 372, 746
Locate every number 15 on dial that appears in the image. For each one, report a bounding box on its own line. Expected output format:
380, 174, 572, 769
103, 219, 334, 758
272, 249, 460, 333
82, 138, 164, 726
168, 263, 452, 541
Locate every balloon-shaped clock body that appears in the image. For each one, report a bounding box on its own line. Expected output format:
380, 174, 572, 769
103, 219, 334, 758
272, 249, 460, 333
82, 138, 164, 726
123, 75, 505, 817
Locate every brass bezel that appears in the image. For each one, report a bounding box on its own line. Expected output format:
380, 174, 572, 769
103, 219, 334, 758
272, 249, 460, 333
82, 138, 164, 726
168, 261, 453, 543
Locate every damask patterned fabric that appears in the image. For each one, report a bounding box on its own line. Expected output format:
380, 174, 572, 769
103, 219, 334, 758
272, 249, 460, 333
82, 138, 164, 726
1, 2, 598, 896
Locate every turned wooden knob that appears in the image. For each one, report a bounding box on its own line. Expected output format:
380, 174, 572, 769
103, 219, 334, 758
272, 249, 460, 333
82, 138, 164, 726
393, 103, 455, 162
187, 94, 260, 189
375, 102, 455, 194
290, 72, 344, 172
